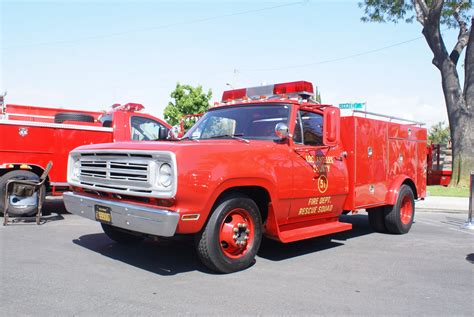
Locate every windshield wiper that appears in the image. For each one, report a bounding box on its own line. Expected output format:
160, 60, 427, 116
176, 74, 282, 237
208, 133, 249, 143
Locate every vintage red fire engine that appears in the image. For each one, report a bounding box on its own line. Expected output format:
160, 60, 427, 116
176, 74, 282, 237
0, 97, 170, 216
64, 81, 427, 273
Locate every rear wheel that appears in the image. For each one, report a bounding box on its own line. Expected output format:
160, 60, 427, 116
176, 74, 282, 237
384, 185, 415, 234
0, 170, 44, 216
196, 194, 263, 273
367, 207, 387, 233
101, 223, 145, 244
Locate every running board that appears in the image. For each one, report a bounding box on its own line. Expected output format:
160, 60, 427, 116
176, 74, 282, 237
279, 221, 352, 243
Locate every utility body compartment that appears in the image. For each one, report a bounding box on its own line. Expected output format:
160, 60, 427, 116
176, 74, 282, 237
340, 115, 427, 210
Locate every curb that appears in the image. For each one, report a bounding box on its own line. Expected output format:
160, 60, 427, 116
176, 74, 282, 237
415, 208, 467, 214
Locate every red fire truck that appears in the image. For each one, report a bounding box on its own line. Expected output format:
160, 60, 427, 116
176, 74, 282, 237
0, 96, 170, 216
427, 143, 452, 186
63, 81, 427, 273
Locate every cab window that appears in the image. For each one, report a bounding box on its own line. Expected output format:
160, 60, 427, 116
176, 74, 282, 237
293, 110, 323, 146
131, 116, 166, 141
185, 104, 289, 140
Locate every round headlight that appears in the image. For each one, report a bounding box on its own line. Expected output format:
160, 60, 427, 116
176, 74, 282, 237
73, 160, 81, 179
159, 163, 172, 187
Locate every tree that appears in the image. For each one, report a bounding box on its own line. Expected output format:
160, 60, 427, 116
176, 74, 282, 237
359, 0, 474, 187
428, 121, 451, 143
164, 83, 212, 130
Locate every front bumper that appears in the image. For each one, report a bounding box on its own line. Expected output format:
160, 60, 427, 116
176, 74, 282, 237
63, 192, 179, 237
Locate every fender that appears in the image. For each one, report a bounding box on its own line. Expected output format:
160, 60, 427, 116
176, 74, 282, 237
384, 174, 413, 205
204, 177, 279, 216
206, 177, 283, 238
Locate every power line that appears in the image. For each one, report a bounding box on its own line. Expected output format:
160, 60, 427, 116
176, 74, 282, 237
2, 1, 305, 50
241, 35, 425, 72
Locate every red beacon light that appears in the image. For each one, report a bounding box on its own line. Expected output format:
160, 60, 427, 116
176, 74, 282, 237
221, 81, 315, 103
273, 81, 314, 96
222, 88, 247, 102
111, 103, 145, 112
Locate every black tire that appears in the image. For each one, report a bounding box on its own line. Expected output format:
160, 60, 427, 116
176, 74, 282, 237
54, 112, 95, 124
0, 170, 44, 216
384, 185, 415, 234
196, 194, 263, 273
101, 223, 145, 244
367, 207, 387, 233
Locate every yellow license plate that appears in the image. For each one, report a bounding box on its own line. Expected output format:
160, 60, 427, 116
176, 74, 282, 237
95, 205, 112, 224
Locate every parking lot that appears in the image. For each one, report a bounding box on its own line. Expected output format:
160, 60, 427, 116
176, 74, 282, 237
1, 200, 473, 316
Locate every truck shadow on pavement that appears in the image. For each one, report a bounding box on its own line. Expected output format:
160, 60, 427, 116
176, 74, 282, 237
72, 214, 376, 275
73, 233, 210, 275
43, 198, 69, 215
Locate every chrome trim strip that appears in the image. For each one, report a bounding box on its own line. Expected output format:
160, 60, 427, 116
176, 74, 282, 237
50, 182, 69, 186
8, 113, 55, 119
0, 119, 113, 132
352, 110, 425, 126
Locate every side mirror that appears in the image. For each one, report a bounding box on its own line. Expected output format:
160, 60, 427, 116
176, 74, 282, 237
158, 127, 169, 140
275, 122, 289, 140
169, 125, 180, 140
323, 107, 340, 146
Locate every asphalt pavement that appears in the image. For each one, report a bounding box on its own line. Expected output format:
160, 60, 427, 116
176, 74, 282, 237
1, 199, 473, 316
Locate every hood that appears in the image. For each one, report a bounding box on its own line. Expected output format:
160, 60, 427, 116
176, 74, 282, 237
72, 139, 276, 154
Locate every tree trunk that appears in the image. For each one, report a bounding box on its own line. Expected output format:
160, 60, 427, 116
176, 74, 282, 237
454, 19, 474, 187
438, 44, 474, 187
422, 12, 474, 187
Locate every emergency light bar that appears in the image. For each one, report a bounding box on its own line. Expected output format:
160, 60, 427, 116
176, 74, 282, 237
221, 81, 314, 102
111, 103, 145, 112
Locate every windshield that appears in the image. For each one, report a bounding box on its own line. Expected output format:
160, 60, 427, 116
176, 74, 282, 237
185, 104, 290, 140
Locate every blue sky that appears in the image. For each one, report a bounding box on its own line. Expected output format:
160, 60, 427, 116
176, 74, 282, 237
1, 0, 467, 127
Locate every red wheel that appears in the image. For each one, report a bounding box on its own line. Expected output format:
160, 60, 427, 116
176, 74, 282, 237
219, 208, 255, 259
399, 195, 414, 225
384, 184, 415, 234
196, 194, 262, 273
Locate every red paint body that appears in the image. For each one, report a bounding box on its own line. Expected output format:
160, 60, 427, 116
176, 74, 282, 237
69, 98, 428, 243
0, 103, 170, 195
427, 143, 452, 186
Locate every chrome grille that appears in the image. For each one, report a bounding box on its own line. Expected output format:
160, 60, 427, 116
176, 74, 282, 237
78, 153, 154, 194
80, 160, 148, 182
69, 150, 177, 198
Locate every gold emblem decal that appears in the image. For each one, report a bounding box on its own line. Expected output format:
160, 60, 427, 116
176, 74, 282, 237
317, 175, 328, 193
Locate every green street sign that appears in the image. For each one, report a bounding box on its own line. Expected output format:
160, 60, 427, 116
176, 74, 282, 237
338, 102, 365, 110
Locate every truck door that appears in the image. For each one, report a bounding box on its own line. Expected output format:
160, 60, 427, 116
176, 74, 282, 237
130, 115, 168, 141
112, 111, 168, 141
288, 109, 348, 222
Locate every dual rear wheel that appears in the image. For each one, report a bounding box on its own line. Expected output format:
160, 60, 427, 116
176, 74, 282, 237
367, 184, 415, 234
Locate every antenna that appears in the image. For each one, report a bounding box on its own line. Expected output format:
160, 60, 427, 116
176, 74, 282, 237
0, 91, 7, 116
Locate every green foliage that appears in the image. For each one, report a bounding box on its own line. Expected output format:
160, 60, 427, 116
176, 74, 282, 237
359, 0, 414, 23
428, 121, 450, 144
359, 0, 473, 27
315, 87, 322, 103
163, 83, 212, 129
427, 185, 469, 196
